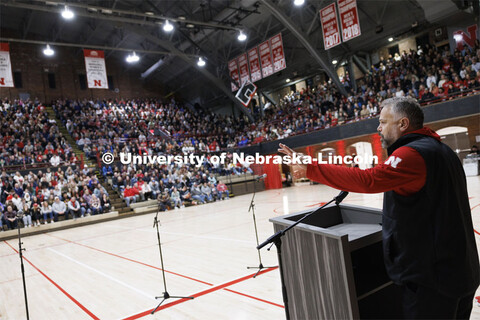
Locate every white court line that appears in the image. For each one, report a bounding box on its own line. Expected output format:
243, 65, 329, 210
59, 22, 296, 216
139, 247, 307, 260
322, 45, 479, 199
103, 224, 255, 244
48, 248, 156, 301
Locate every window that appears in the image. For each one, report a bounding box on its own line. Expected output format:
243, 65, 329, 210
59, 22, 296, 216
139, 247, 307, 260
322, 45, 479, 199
13, 71, 22, 88
47, 72, 56, 89
78, 74, 87, 90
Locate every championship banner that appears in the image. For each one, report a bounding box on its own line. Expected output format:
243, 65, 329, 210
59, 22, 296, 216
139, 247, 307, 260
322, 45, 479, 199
259, 40, 274, 78
248, 47, 262, 82
270, 33, 287, 73
228, 58, 240, 92
338, 0, 361, 42
0, 43, 14, 88
238, 53, 250, 86
320, 3, 342, 49
83, 49, 108, 89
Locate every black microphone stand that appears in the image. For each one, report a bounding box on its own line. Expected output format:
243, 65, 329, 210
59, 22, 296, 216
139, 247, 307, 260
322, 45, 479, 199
247, 175, 276, 278
16, 213, 30, 320
151, 204, 194, 314
257, 191, 348, 320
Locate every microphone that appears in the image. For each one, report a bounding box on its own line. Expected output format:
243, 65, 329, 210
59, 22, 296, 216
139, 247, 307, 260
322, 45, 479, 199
255, 174, 267, 180
334, 191, 349, 205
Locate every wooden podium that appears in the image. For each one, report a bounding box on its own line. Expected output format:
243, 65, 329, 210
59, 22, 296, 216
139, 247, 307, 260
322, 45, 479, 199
270, 203, 402, 319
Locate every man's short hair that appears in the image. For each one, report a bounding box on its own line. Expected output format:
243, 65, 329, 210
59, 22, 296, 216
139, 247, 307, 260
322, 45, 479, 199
382, 97, 424, 129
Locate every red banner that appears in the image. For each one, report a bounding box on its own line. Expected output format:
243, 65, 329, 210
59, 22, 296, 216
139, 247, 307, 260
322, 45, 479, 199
247, 47, 262, 82
228, 58, 240, 92
338, 0, 361, 42
270, 33, 287, 73
320, 3, 341, 49
238, 53, 250, 86
83, 49, 108, 89
0, 43, 14, 88
259, 40, 274, 78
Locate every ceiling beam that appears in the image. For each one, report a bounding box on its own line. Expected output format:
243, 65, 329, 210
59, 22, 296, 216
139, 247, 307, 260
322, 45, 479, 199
127, 25, 254, 122
260, 0, 348, 96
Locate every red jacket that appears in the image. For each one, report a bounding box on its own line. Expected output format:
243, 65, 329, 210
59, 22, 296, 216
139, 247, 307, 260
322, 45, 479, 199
306, 127, 439, 196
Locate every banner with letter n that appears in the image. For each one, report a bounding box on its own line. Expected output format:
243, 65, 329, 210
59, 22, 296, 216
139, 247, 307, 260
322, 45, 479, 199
320, 3, 342, 49
235, 81, 257, 107
84, 49, 108, 89
0, 43, 14, 87
338, 0, 361, 42
228, 58, 240, 92
247, 47, 262, 82
270, 33, 287, 73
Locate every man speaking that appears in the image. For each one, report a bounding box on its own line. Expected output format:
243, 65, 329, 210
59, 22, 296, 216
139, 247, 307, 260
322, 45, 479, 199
279, 97, 479, 319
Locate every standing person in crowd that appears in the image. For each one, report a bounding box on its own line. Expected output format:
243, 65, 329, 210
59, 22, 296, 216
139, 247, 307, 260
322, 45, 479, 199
21, 199, 33, 227
279, 97, 479, 319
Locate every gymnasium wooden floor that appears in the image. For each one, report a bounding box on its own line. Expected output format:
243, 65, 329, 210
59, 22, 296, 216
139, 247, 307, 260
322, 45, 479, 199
1, 176, 480, 320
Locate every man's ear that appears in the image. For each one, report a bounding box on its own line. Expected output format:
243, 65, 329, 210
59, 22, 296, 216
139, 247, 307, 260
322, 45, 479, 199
399, 117, 410, 132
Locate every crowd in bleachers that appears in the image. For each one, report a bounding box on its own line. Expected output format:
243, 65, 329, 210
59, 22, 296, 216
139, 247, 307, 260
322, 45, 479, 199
0, 166, 111, 230
1, 41, 479, 221
0, 99, 78, 169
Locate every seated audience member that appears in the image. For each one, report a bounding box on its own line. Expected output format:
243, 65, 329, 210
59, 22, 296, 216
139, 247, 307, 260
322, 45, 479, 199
216, 181, 230, 200
157, 191, 172, 211
201, 182, 213, 202
21, 199, 33, 227
52, 197, 66, 221
190, 182, 206, 204
101, 194, 111, 213
123, 185, 138, 206
4, 205, 18, 230
67, 196, 84, 219
89, 194, 102, 215
40, 201, 54, 224
170, 187, 183, 209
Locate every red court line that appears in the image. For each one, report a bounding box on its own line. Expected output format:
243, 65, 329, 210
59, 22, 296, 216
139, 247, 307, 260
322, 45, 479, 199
4, 241, 100, 320
47, 233, 214, 286
223, 288, 284, 308
122, 267, 278, 320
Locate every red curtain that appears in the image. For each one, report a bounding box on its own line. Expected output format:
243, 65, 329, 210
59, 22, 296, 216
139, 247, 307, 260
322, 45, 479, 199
263, 162, 282, 190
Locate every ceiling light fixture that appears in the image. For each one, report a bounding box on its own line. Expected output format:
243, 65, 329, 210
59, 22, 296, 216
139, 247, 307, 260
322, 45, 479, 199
126, 52, 140, 63
332, 60, 338, 65
237, 31, 247, 41
43, 44, 54, 56
61, 5, 74, 19
197, 57, 206, 67
388, 37, 394, 42
286, 78, 291, 83
294, 0, 305, 6
163, 20, 174, 32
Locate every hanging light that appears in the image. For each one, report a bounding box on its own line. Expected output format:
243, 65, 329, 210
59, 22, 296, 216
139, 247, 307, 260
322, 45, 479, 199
43, 44, 54, 56
61, 6, 75, 20
126, 52, 140, 63
388, 37, 394, 42
197, 57, 206, 67
332, 60, 338, 65
237, 30, 247, 41
294, 0, 305, 6
163, 20, 174, 32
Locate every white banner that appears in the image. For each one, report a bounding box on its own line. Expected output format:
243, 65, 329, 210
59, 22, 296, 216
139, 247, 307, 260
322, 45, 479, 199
0, 43, 14, 88
84, 49, 108, 89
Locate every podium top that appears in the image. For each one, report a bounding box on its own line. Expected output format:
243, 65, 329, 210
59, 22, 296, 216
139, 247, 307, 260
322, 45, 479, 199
269, 203, 382, 251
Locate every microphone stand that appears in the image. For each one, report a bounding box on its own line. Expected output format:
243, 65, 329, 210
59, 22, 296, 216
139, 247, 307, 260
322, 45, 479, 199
151, 204, 194, 314
16, 213, 30, 320
257, 191, 348, 320
247, 175, 276, 278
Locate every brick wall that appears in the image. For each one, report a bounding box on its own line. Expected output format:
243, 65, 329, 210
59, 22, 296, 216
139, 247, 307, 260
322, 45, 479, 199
0, 42, 164, 102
